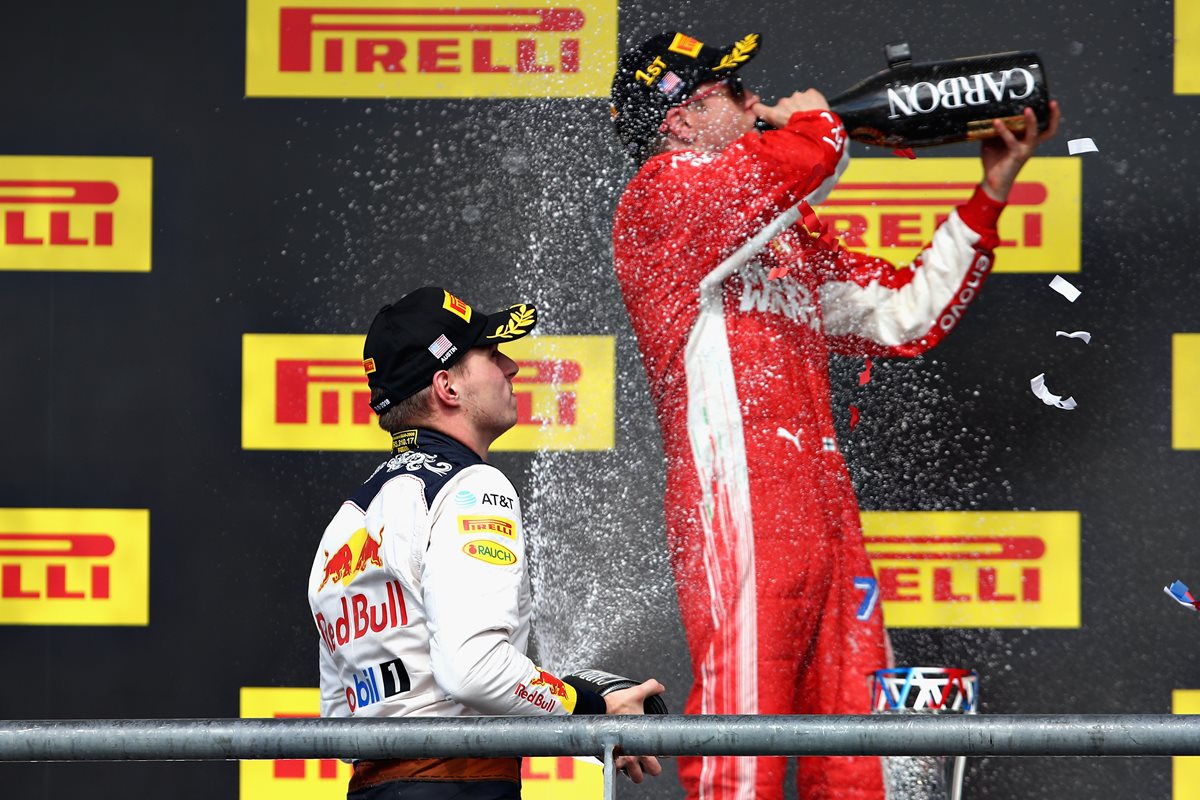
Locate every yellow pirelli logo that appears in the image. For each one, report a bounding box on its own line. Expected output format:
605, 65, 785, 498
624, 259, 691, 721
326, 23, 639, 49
242, 333, 614, 451
1173, 690, 1200, 799
458, 516, 516, 538
1177, 0, 1200, 93
862, 511, 1079, 628
522, 756, 602, 798
246, 0, 617, 98
0, 156, 152, 272
239, 687, 351, 798
1174, 334, 1200, 449
0, 508, 149, 626
238, 687, 601, 799
820, 157, 1080, 273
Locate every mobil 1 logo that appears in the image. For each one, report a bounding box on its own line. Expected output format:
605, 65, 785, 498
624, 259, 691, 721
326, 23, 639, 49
346, 657, 411, 712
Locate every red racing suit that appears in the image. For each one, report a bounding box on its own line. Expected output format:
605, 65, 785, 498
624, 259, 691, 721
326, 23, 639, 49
612, 110, 1004, 800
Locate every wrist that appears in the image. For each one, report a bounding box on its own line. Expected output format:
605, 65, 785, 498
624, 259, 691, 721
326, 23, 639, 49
980, 180, 1008, 203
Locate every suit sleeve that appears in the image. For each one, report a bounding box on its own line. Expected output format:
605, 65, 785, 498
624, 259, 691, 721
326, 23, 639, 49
820, 185, 1006, 357
422, 465, 603, 716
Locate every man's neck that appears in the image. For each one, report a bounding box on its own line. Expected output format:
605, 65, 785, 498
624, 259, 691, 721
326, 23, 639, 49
419, 419, 491, 461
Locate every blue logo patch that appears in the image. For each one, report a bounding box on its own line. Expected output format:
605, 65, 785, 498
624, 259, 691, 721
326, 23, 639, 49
454, 490, 477, 508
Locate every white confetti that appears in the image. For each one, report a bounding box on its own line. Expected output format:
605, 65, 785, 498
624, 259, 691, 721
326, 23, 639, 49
1049, 275, 1081, 302
1055, 330, 1092, 344
1067, 137, 1099, 155
1030, 373, 1077, 410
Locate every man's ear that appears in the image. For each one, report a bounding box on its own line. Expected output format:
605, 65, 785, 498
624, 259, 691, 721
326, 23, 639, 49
431, 370, 460, 408
662, 107, 693, 143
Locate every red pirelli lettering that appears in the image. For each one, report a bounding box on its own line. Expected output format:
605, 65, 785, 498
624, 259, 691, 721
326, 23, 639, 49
864, 535, 1046, 560
0, 533, 115, 557
0, 533, 117, 601
274, 359, 373, 425
0, 180, 119, 205
823, 182, 1047, 207
279, 7, 585, 72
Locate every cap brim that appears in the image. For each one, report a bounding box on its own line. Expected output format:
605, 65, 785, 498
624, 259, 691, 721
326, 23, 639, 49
705, 32, 762, 80
476, 303, 538, 344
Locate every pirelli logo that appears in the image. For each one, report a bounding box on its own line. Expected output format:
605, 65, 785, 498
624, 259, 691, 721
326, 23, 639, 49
862, 511, 1080, 628
239, 687, 352, 798
1177, 0, 1200, 93
0, 156, 152, 272
821, 158, 1080, 273
0, 508, 149, 626
242, 333, 614, 451
522, 757, 602, 799
458, 516, 515, 538
1173, 333, 1200, 449
246, 0, 617, 98
1173, 690, 1200, 799
238, 687, 602, 798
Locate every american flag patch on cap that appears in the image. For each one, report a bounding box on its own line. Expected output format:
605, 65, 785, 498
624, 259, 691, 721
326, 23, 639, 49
428, 334, 454, 359
657, 71, 684, 96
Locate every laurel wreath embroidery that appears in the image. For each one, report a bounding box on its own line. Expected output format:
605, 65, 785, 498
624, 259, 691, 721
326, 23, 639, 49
713, 34, 759, 71
487, 304, 536, 340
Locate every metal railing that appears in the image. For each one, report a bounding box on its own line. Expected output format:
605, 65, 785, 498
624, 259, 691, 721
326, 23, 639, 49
3, 716, 1198, 798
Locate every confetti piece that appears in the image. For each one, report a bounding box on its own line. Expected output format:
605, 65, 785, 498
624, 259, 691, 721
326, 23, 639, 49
858, 358, 873, 385
892, 148, 916, 159
792, 199, 845, 256
1067, 137, 1098, 155
768, 266, 789, 281
1030, 373, 1077, 410
1055, 330, 1092, 344
1165, 580, 1200, 612
1049, 275, 1081, 302
798, 201, 821, 232
849, 405, 860, 429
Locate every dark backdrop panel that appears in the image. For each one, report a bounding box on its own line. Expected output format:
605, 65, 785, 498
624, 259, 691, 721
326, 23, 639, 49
1, 1, 1197, 798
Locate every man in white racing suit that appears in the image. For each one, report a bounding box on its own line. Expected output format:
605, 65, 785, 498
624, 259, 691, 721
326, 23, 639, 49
308, 286, 664, 798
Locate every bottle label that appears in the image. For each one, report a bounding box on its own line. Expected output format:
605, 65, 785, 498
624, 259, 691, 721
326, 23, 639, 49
886, 69, 1036, 119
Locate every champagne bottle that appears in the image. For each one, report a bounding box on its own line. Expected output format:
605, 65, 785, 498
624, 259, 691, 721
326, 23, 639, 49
826, 43, 1052, 148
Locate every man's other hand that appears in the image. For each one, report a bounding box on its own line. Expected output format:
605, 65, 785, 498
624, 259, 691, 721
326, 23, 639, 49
980, 100, 1061, 202
604, 678, 666, 783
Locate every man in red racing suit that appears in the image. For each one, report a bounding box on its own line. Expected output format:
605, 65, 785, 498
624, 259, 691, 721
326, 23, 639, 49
609, 30, 1059, 800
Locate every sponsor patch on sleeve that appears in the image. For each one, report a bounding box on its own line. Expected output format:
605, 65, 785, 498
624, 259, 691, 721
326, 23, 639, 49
458, 516, 516, 539
462, 540, 517, 566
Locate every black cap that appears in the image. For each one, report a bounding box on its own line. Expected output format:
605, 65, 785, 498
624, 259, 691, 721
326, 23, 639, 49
610, 31, 762, 160
362, 287, 537, 414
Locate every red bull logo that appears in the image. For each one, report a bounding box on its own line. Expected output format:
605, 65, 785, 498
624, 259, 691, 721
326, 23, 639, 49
314, 579, 408, 653
530, 668, 568, 699
318, 528, 382, 590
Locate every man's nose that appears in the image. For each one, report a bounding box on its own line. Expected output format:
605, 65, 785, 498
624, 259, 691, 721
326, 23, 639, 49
500, 352, 519, 378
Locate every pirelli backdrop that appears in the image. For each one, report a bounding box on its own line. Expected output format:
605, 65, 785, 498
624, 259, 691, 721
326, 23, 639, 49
1, 1, 1198, 799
